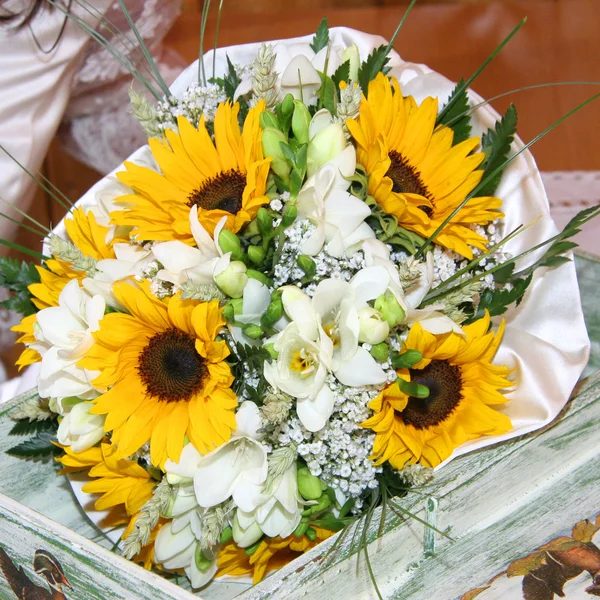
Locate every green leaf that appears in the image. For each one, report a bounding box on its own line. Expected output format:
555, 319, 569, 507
358, 45, 391, 97
6, 430, 60, 459
0, 257, 40, 317
209, 54, 241, 101
229, 342, 272, 403
310, 17, 329, 54
318, 72, 337, 115
436, 79, 472, 145
478, 104, 518, 196
332, 60, 350, 87
470, 274, 533, 321
9, 418, 57, 437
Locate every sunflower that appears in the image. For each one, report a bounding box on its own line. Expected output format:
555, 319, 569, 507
79, 281, 237, 467
346, 73, 503, 259
217, 528, 335, 584
57, 443, 155, 515
360, 311, 512, 469
113, 101, 271, 244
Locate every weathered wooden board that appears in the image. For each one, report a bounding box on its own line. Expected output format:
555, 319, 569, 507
0, 252, 598, 600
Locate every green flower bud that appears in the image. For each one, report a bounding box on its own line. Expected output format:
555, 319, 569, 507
391, 349, 423, 370
242, 323, 264, 340
305, 527, 317, 542
293, 520, 310, 537
230, 298, 244, 314
222, 302, 236, 323
307, 122, 346, 178
214, 260, 248, 298
281, 93, 295, 117
257, 207, 273, 235
297, 254, 317, 278
397, 377, 430, 399
281, 203, 298, 228
260, 111, 280, 130
248, 245, 266, 265
292, 100, 312, 144
244, 218, 261, 238
370, 342, 389, 362
262, 127, 291, 182
218, 229, 242, 259
195, 546, 213, 572
245, 539, 263, 556
374, 291, 406, 327
297, 466, 323, 500
264, 343, 279, 359
342, 43, 361, 82
262, 297, 284, 324
246, 269, 273, 287
220, 526, 233, 544
309, 493, 332, 514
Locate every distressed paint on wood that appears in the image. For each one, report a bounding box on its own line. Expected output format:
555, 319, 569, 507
0, 254, 597, 599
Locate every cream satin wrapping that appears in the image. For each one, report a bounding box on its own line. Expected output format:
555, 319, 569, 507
3, 28, 590, 469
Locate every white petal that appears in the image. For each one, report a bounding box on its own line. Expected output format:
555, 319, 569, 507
282, 287, 318, 340
153, 241, 206, 275
334, 346, 388, 386
297, 384, 334, 432
154, 522, 195, 564
186, 558, 217, 590
235, 401, 263, 440
300, 225, 327, 257
350, 266, 391, 307
237, 279, 271, 325
165, 443, 202, 480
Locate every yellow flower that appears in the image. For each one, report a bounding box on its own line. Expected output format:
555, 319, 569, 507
217, 528, 335, 584
360, 311, 512, 469
79, 282, 237, 467
12, 207, 115, 370
347, 73, 503, 259
113, 101, 271, 243
57, 443, 155, 515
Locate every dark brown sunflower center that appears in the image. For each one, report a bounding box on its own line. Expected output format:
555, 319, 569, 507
187, 169, 246, 214
386, 150, 433, 217
400, 359, 462, 429
138, 328, 207, 402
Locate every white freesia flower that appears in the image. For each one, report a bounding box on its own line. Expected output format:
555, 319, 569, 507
297, 146, 375, 257
154, 504, 218, 590
234, 462, 302, 545
311, 271, 388, 387
31, 279, 104, 400
83, 243, 154, 311
56, 401, 105, 452
171, 402, 268, 512
362, 240, 463, 335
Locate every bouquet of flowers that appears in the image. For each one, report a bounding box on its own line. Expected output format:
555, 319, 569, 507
2, 6, 596, 595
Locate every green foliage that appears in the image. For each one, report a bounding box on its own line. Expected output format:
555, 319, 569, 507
436, 80, 472, 145
9, 418, 57, 437
209, 55, 248, 122
332, 60, 350, 87
478, 104, 518, 196
229, 341, 272, 404
358, 45, 391, 97
318, 72, 337, 115
470, 273, 533, 321
0, 257, 40, 317
7, 430, 60, 460
310, 17, 330, 53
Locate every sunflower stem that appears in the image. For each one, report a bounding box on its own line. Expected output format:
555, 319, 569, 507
436, 18, 527, 125
199, 0, 212, 86
417, 91, 600, 259
0, 238, 48, 260
384, 0, 417, 56
0, 211, 46, 238
0, 197, 52, 234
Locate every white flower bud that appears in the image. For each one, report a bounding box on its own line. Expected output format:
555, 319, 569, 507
214, 260, 248, 299
357, 307, 390, 345
307, 122, 347, 178
342, 44, 361, 82
232, 511, 264, 548
57, 401, 105, 453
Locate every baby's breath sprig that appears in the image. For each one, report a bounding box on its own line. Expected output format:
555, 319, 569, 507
250, 43, 279, 110
121, 479, 172, 560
